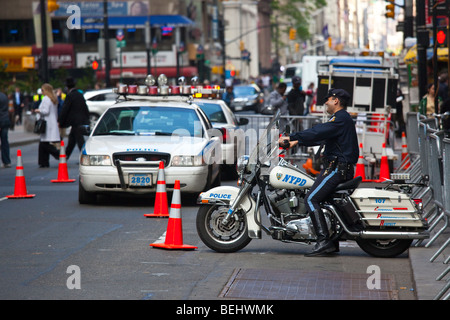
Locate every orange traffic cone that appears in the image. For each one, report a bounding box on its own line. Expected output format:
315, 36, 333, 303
378, 142, 390, 182
401, 132, 410, 169
144, 161, 169, 218
6, 150, 35, 199
302, 158, 319, 176
51, 141, 76, 183
354, 143, 366, 180
150, 180, 197, 250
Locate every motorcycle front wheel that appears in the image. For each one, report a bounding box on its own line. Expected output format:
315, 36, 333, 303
196, 204, 252, 253
356, 238, 413, 258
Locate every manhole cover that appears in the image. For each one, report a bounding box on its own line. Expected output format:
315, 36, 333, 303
219, 268, 398, 300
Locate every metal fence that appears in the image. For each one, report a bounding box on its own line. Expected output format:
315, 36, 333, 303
235, 114, 322, 161
398, 112, 450, 300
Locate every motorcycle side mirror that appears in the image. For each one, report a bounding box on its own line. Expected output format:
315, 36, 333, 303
285, 125, 290, 135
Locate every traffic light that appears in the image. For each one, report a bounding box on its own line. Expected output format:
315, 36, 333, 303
385, 0, 395, 19
289, 28, 296, 40
239, 40, 245, 52
92, 60, 102, 70
437, 28, 448, 47
48, 0, 59, 13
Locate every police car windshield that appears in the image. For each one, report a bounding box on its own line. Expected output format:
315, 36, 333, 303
93, 106, 203, 137
196, 102, 227, 123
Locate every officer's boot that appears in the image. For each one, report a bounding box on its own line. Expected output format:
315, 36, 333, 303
305, 209, 336, 257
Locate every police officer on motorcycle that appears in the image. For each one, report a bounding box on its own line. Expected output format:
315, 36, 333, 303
279, 88, 359, 256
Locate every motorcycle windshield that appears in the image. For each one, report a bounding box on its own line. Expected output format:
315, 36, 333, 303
247, 110, 281, 167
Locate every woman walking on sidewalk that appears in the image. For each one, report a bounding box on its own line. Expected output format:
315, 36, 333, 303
34, 83, 60, 168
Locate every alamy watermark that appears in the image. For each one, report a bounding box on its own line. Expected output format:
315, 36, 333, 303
66, 5, 81, 30
66, 265, 81, 289
366, 265, 381, 290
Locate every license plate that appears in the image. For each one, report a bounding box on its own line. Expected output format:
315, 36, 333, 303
129, 173, 152, 187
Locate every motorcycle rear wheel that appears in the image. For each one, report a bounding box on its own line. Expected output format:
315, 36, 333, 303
356, 238, 413, 258
196, 204, 252, 253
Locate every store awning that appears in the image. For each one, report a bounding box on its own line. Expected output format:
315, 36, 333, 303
0, 46, 33, 72
81, 15, 194, 29
96, 66, 198, 80
404, 44, 448, 64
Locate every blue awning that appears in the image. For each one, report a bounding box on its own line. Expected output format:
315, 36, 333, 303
81, 15, 194, 29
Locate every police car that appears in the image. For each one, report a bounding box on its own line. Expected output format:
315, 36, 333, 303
194, 97, 248, 174
84, 88, 118, 128
78, 75, 222, 204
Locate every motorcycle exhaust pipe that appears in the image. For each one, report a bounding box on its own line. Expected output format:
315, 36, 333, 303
359, 230, 430, 240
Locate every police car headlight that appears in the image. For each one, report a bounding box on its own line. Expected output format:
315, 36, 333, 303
81, 155, 111, 166
171, 155, 205, 166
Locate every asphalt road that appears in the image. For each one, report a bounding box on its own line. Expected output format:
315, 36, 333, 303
0, 143, 419, 301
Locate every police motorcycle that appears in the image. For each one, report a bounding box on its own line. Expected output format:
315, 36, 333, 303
196, 111, 429, 257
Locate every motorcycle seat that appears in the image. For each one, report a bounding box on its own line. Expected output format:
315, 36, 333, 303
334, 176, 362, 191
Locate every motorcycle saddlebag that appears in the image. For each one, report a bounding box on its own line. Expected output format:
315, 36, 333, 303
338, 198, 361, 226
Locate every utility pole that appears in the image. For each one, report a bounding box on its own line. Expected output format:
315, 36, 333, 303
103, 0, 111, 87
415, 0, 428, 99
39, 0, 49, 83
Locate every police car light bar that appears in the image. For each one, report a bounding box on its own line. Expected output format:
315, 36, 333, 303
113, 74, 223, 99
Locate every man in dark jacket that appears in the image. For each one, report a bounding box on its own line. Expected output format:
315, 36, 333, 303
59, 77, 90, 159
0, 91, 11, 168
287, 76, 305, 116
279, 88, 359, 257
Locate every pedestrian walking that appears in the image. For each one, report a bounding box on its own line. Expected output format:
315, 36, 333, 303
13, 86, 25, 125
58, 77, 90, 160
419, 84, 442, 118
34, 83, 60, 168
268, 82, 288, 130
0, 90, 12, 168
305, 82, 315, 115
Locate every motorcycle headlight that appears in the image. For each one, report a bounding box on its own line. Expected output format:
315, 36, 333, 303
236, 155, 249, 173
172, 155, 205, 166
80, 155, 111, 166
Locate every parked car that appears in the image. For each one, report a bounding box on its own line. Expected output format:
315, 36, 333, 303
230, 84, 264, 112
79, 96, 221, 204
194, 98, 248, 176
84, 89, 118, 128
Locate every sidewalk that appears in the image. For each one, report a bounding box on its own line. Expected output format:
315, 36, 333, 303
4, 124, 450, 300
7, 124, 40, 148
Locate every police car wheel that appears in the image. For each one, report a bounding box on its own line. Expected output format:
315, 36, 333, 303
78, 180, 97, 204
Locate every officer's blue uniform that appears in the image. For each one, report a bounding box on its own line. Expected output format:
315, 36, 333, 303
289, 108, 359, 213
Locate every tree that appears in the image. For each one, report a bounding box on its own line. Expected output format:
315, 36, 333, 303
271, 0, 327, 40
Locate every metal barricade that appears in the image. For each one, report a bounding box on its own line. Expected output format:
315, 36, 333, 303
413, 120, 435, 215
432, 136, 450, 300
236, 113, 322, 161
405, 112, 421, 156
423, 131, 448, 247
397, 113, 422, 178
